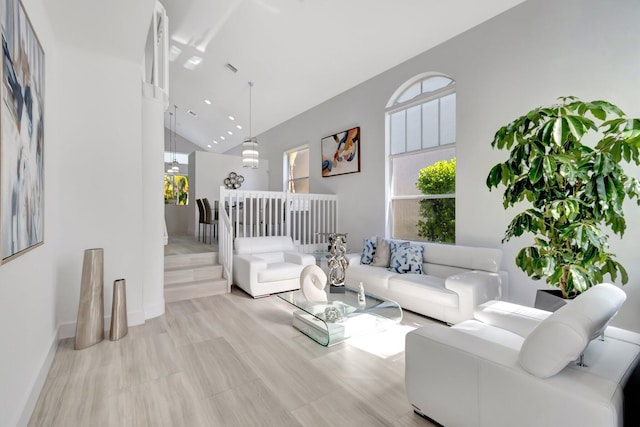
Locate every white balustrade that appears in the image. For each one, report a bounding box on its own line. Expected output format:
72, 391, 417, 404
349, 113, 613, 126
218, 188, 339, 285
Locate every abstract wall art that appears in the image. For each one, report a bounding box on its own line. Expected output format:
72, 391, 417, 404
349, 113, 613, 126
1, 0, 45, 263
321, 126, 360, 177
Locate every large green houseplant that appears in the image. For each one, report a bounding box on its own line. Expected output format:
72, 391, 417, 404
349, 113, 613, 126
486, 97, 640, 298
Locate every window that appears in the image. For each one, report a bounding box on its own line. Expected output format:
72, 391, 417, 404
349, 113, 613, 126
387, 74, 456, 243
284, 146, 309, 193
164, 174, 189, 205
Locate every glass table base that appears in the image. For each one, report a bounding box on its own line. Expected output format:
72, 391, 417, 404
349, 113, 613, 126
278, 286, 402, 346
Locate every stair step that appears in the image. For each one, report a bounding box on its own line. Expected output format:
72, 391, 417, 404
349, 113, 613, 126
164, 278, 229, 303
164, 264, 223, 285
164, 252, 218, 269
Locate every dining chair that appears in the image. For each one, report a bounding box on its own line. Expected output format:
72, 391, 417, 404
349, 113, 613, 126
196, 199, 207, 242
203, 198, 216, 243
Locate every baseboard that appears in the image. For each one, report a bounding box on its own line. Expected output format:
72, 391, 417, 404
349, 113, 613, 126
58, 309, 146, 339
16, 331, 58, 427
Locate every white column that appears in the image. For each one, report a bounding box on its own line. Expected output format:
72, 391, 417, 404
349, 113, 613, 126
141, 84, 166, 319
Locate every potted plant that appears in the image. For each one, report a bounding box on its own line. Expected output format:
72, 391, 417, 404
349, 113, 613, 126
486, 96, 640, 303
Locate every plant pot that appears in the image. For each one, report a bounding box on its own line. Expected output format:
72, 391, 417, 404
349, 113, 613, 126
534, 289, 568, 312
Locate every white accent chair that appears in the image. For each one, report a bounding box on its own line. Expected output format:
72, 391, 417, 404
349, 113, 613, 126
233, 236, 315, 297
405, 283, 640, 427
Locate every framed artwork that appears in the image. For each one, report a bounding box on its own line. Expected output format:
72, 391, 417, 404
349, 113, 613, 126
321, 126, 360, 177
1, 0, 45, 264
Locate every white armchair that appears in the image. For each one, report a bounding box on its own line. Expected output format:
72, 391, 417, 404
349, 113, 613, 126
233, 236, 315, 297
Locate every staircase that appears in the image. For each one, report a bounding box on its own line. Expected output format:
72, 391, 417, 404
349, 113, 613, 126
164, 252, 228, 303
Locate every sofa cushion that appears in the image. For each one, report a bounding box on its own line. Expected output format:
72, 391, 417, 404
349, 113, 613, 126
518, 283, 627, 378
254, 252, 285, 263
235, 236, 295, 255
389, 244, 424, 274
474, 300, 551, 338
257, 262, 305, 283
346, 264, 397, 296
452, 320, 525, 352
421, 242, 502, 273
360, 237, 376, 265
388, 274, 457, 308
422, 263, 470, 280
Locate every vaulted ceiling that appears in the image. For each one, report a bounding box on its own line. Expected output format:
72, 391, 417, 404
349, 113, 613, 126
54, 0, 525, 155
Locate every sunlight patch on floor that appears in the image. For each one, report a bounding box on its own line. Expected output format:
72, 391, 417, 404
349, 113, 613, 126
346, 323, 417, 359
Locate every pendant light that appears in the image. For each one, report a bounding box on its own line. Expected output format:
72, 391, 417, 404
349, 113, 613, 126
242, 82, 259, 169
170, 105, 180, 173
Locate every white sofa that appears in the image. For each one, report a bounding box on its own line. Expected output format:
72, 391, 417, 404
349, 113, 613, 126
405, 283, 640, 427
344, 240, 505, 324
233, 236, 315, 297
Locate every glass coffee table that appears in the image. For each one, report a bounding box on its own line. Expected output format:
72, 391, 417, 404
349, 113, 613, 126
277, 286, 403, 346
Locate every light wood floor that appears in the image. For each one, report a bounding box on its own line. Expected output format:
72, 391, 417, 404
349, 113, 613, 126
29, 287, 440, 427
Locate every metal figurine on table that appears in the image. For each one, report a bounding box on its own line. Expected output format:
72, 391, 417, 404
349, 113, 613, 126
319, 232, 348, 286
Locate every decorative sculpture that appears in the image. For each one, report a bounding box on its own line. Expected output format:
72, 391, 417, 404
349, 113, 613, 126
224, 172, 244, 189
326, 232, 348, 286
109, 279, 128, 341
75, 248, 104, 350
322, 306, 344, 323
300, 264, 328, 302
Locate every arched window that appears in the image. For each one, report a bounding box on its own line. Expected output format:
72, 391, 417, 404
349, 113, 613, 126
386, 73, 456, 243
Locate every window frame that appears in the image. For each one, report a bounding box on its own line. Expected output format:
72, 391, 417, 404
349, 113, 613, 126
283, 144, 310, 193
385, 73, 456, 242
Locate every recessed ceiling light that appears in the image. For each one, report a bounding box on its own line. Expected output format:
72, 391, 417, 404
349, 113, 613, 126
225, 63, 238, 73
207, 144, 212, 148
236, 125, 242, 130
213, 140, 218, 144
183, 56, 202, 70
204, 99, 211, 105
220, 136, 225, 140
227, 131, 233, 135
187, 110, 197, 117
228, 115, 235, 121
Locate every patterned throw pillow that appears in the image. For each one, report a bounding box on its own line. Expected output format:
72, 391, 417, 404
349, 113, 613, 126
389, 244, 424, 274
360, 237, 377, 265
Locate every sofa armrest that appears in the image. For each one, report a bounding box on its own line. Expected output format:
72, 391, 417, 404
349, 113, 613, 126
233, 254, 267, 288
406, 323, 520, 426
444, 271, 502, 323
283, 251, 315, 266
474, 300, 551, 338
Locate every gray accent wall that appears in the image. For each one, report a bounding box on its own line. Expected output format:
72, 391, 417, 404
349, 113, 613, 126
258, 0, 640, 330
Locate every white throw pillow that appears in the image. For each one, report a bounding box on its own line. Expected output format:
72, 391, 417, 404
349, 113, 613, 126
518, 283, 626, 378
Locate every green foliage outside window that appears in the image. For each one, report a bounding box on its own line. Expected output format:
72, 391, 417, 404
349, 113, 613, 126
416, 158, 456, 243
164, 175, 189, 205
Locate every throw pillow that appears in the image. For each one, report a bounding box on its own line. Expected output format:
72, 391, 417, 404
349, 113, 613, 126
389, 244, 424, 274
360, 237, 377, 265
371, 237, 392, 267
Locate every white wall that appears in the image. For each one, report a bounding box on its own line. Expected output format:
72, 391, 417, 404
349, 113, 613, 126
0, 1, 58, 425
0, 0, 159, 424
141, 90, 166, 320
164, 204, 190, 234
53, 45, 147, 335
187, 151, 269, 236
259, 0, 640, 331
